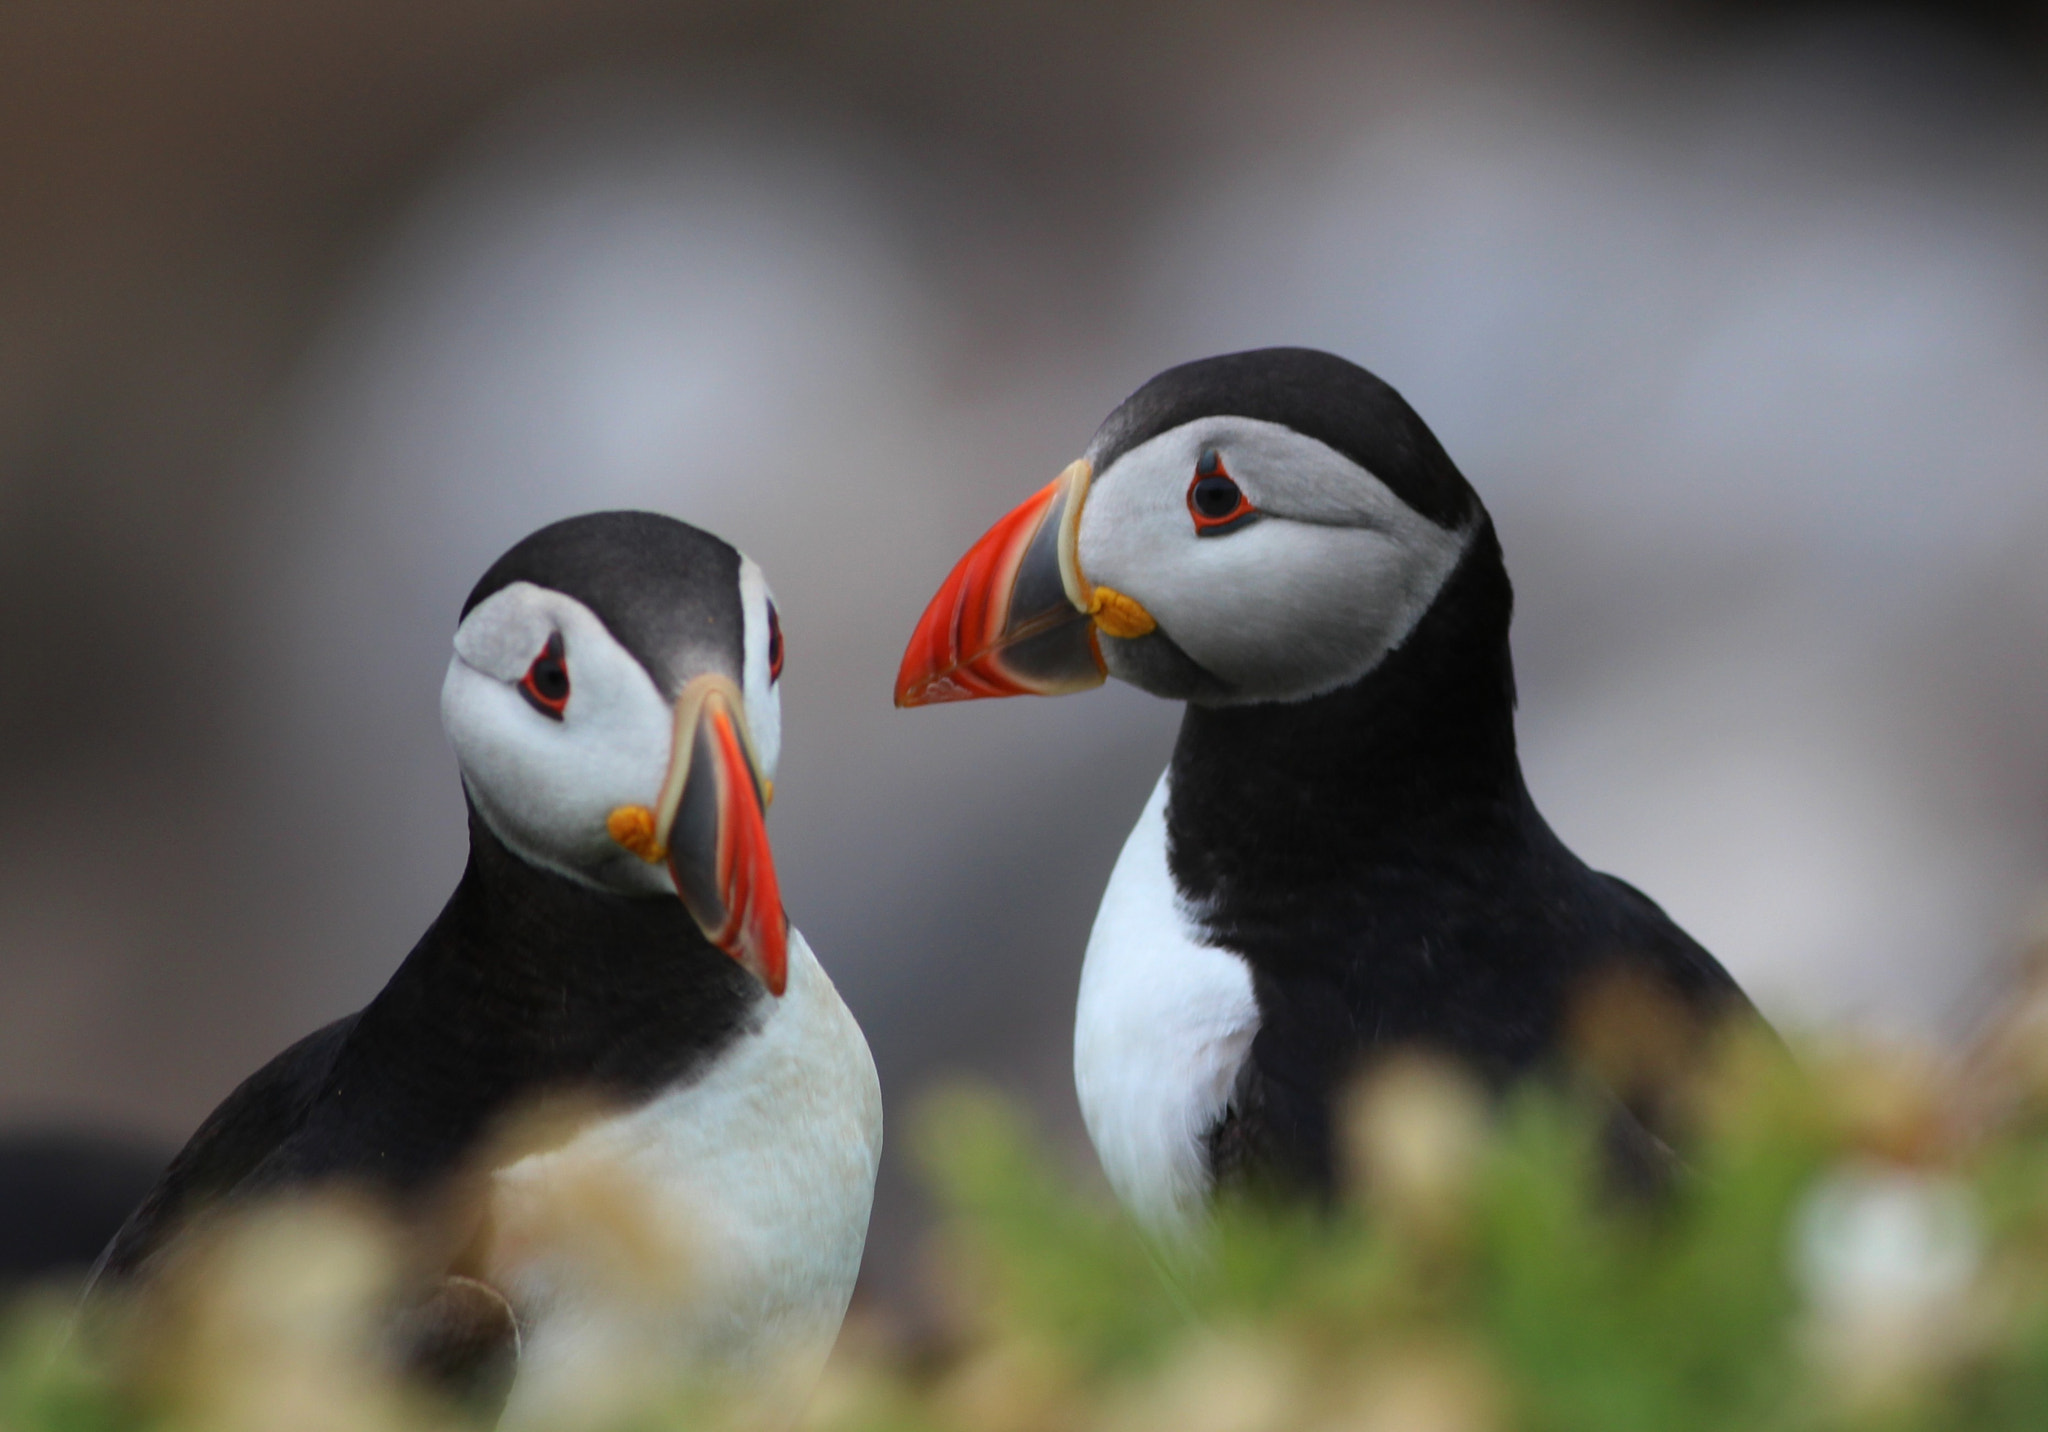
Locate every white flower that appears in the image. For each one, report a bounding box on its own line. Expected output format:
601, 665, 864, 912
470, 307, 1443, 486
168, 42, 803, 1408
1792, 1162, 1982, 1407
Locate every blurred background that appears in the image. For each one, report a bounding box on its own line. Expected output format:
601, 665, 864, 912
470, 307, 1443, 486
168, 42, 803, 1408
2, 0, 2046, 1302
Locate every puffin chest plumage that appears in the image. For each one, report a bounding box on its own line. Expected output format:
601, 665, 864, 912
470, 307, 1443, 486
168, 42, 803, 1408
482, 930, 881, 1426
1074, 771, 1259, 1233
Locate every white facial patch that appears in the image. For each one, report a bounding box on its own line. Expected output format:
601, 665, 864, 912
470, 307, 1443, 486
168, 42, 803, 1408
1078, 416, 1472, 705
443, 582, 677, 895
735, 556, 783, 785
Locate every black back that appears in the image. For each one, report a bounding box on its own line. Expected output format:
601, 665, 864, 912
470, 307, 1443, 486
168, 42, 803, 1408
1126, 354, 1757, 1196
95, 812, 762, 1286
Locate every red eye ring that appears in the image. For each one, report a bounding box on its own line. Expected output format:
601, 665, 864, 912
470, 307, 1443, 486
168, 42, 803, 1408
519, 632, 570, 719
767, 603, 784, 683
1187, 449, 1258, 536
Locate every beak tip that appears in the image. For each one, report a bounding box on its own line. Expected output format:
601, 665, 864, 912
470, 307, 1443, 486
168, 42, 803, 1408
752, 921, 790, 997
891, 677, 939, 708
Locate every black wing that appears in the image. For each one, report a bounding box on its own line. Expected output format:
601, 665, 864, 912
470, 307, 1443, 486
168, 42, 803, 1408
1593, 870, 1759, 1018
1205, 861, 1772, 1203
88, 1013, 358, 1289
89, 1013, 525, 1424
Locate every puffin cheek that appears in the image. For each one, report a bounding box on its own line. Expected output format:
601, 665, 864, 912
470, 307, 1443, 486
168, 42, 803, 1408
1142, 527, 1356, 701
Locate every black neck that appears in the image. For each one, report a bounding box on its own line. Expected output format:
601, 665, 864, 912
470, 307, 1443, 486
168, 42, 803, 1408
332, 810, 762, 1184
1165, 520, 1533, 913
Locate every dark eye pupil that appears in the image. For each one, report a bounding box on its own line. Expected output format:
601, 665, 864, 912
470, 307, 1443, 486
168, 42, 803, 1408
518, 632, 571, 718
1192, 474, 1241, 518
767, 605, 784, 680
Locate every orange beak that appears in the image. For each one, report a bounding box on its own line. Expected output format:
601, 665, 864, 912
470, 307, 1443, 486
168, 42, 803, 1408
614, 675, 788, 996
895, 459, 1107, 707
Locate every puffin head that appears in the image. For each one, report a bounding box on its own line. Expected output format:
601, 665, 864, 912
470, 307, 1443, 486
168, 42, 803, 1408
895, 348, 1484, 711
442, 511, 790, 995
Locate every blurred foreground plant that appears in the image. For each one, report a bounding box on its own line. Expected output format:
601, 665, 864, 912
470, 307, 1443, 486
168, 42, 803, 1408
20, 996, 2048, 1431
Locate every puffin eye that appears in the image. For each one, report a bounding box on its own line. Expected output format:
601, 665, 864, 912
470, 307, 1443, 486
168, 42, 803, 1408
518, 632, 570, 719
767, 603, 784, 684
1187, 450, 1258, 536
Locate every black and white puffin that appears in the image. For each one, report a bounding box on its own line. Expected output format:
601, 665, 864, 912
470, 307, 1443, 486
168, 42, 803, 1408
92, 512, 881, 1419
896, 348, 1761, 1231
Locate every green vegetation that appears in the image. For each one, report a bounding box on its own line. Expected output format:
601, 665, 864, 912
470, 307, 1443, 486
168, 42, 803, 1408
15, 984, 2048, 1432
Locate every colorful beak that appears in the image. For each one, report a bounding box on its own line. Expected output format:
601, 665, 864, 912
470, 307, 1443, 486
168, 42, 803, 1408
895, 459, 1108, 707
610, 675, 788, 996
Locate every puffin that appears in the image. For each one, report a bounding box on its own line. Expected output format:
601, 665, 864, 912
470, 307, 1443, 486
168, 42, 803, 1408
895, 348, 1762, 1232
89, 512, 882, 1422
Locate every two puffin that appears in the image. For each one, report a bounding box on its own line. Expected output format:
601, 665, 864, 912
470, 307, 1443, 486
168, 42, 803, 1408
90, 351, 1759, 1407
897, 347, 1762, 1231
92, 513, 881, 1422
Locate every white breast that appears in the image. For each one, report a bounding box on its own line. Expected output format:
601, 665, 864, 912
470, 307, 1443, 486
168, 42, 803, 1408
1074, 769, 1260, 1235
482, 928, 882, 1428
